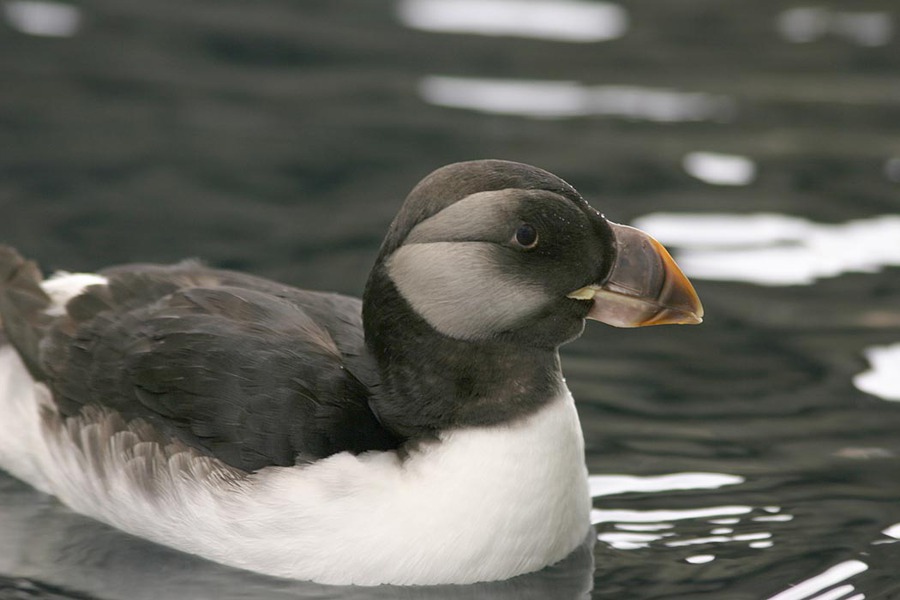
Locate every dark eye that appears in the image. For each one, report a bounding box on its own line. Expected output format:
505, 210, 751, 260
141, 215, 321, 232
514, 223, 538, 248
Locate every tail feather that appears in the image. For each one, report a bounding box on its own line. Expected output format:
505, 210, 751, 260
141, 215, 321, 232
0, 246, 52, 379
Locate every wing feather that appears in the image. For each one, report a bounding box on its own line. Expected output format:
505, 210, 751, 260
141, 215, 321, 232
0, 253, 400, 472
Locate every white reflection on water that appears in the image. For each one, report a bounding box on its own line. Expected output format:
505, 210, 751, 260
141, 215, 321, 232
592, 505, 754, 525
666, 532, 771, 547
711, 527, 733, 534
683, 151, 756, 186
754, 514, 795, 522
885, 157, 900, 182
593, 504, 792, 551
3, 0, 81, 37
777, 7, 892, 47
589, 471, 744, 497
589, 472, 801, 556
397, 0, 628, 43
766, 559, 868, 600
883, 523, 900, 540
685, 554, 715, 564
615, 523, 673, 531
419, 76, 736, 121
597, 531, 669, 550
854, 343, 900, 402
810, 586, 862, 600
632, 213, 900, 286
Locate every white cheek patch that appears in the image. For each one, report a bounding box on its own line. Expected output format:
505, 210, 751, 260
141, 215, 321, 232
404, 190, 520, 244
387, 242, 549, 340
41, 272, 109, 316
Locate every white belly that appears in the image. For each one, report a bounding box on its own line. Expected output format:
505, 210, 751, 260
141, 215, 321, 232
0, 344, 591, 585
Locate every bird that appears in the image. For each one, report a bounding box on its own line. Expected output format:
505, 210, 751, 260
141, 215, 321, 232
0, 159, 702, 586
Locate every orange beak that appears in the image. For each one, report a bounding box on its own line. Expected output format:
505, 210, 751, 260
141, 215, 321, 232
567, 222, 703, 328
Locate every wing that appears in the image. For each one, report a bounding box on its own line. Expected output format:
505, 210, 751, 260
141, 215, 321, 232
1, 251, 400, 472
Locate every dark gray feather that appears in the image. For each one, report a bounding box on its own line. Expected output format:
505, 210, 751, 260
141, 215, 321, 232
0, 253, 400, 472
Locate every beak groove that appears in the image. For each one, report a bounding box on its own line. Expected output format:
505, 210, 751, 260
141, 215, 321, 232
567, 223, 704, 328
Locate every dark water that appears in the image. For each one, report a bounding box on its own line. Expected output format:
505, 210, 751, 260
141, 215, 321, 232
2, 0, 900, 598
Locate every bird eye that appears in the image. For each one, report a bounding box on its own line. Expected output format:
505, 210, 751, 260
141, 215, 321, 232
514, 223, 538, 248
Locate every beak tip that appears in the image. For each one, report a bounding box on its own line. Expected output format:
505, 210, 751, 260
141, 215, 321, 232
670, 301, 704, 326
644, 307, 704, 327
683, 302, 704, 325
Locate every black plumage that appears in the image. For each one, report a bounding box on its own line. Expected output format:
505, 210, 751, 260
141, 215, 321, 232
0, 255, 399, 471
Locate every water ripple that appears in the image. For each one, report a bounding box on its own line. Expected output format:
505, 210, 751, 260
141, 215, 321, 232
633, 213, 900, 286
853, 343, 900, 402
683, 152, 756, 186
777, 7, 892, 47
419, 76, 736, 121
882, 523, 900, 540
397, 0, 628, 43
2, 0, 81, 37
589, 472, 744, 498
766, 560, 868, 600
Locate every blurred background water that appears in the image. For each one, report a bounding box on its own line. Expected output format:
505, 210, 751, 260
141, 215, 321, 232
2, 0, 900, 598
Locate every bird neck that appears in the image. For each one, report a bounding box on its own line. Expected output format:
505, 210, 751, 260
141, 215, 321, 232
363, 268, 564, 439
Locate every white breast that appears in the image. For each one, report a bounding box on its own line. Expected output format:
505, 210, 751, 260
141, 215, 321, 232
240, 388, 592, 585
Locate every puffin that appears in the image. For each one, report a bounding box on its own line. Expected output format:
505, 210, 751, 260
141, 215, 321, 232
0, 160, 702, 586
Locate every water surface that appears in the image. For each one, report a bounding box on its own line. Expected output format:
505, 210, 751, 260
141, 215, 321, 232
2, 0, 900, 598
